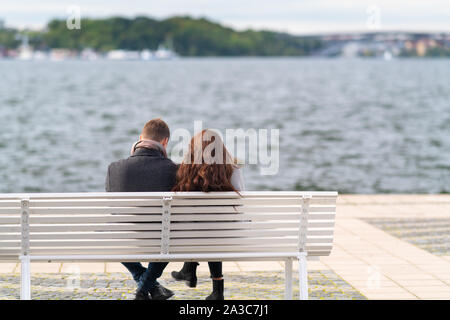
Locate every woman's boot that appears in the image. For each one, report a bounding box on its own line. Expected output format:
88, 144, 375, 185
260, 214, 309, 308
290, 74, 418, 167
205, 279, 224, 300
171, 262, 199, 288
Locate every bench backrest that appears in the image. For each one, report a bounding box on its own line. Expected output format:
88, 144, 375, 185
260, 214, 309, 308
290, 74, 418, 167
0, 191, 337, 261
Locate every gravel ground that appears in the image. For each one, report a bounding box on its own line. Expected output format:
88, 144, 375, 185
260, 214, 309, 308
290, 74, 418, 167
364, 218, 450, 256
0, 270, 366, 300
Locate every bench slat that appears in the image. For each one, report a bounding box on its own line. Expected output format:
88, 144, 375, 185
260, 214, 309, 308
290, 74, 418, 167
3, 237, 332, 248
21, 228, 332, 240
0, 225, 20, 232
29, 215, 162, 224
25, 212, 335, 224
0, 217, 20, 224
26, 205, 334, 215
0, 201, 20, 208
0, 234, 20, 240
0, 209, 21, 214
0, 191, 337, 199
26, 197, 336, 208
29, 224, 162, 232
20, 246, 331, 255
1, 223, 335, 233
30, 199, 164, 207
30, 207, 163, 215
24, 222, 333, 232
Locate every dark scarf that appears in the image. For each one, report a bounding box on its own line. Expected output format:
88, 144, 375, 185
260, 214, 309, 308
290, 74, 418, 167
130, 139, 167, 158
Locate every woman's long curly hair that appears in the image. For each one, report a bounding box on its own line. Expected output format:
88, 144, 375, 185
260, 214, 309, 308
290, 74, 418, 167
172, 129, 238, 192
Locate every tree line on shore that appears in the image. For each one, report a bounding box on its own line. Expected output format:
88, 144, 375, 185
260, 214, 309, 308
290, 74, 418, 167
0, 16, 324, 56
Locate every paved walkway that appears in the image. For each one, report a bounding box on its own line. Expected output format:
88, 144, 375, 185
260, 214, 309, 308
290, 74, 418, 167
1, 194, 449, 300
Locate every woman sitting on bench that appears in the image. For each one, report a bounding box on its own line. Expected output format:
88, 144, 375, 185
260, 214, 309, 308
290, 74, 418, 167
170, 129, 245, 300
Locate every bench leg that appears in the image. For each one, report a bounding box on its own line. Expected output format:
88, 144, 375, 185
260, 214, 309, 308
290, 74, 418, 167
20, 255, 31, 300
298, 254, 308, 300
284, 258, 293, 300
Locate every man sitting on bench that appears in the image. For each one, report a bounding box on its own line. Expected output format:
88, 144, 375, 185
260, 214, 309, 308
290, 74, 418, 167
105, 118, 177, 300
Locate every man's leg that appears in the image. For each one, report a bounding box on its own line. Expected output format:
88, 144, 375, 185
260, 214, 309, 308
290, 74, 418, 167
138, 262, 169, 293
122, 262, 146, 283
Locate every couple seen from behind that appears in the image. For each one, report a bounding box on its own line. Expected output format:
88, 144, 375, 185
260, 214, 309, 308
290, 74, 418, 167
105, 118, 245, 300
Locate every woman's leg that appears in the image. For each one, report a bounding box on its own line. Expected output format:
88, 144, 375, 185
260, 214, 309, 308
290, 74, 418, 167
171, 262, 199, 287
208, 262, 223, 280
206, 262, 224, 300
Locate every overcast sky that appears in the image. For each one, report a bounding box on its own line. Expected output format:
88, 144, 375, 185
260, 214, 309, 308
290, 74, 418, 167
1, 0, 449, 34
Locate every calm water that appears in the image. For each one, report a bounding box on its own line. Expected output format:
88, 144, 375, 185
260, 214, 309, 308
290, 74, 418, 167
0, 58, 449, 193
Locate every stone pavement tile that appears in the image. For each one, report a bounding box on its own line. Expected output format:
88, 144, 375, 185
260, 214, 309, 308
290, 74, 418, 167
237, 261, 284, 272
102, 262, 241, 274
105, 263, 127, 273
436, 274, 450, 280
336, 196, 351, 204
273, 260, 329, 272
360, 205, 403, 216
395, 279, 447, 287
378, 265, 426, 275
365, 195, 415, 204
415, 264, 450, 273
322, 245, 356, 259
222, 262, 241, 272
337, 194, 450, 205
364, 260, 411, 267
167, 262, 185, 270
345, 278, 401, 289
396, 204, 450, 213
421, 195, 450, 202
387, 273, 437, 281
0, 264, 17, 273
358, 285, 415, 297
333, 273, 390, 282
338, 195, 374, 204
321, 258, 366, 266
363, 292, 418, 300
413, 290, 450, 299
337, 195, 372, 204
402, 286, 450, 294
336, 205, 372, 218
168, 261, 241, 273
28, 263, 61, 273
421, 271, 450, 280
197, 263, 211, 273
327, 265, 371, 276
305, 261, 329, 271
61, 263, 106, 273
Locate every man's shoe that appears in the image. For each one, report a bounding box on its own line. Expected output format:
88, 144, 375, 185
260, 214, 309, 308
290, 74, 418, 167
134, 289, 151, 300
150, 284, 174, 300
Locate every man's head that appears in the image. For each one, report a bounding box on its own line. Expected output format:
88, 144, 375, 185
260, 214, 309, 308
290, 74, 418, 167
140, 118, 170, 148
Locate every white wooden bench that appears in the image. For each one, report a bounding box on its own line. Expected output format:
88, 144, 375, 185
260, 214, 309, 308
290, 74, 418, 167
0, 191, 337, 300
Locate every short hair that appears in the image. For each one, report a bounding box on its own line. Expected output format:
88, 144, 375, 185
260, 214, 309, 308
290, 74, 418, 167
141, 118, 170, 142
